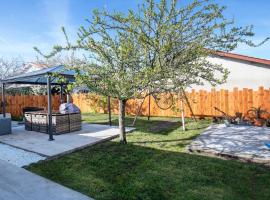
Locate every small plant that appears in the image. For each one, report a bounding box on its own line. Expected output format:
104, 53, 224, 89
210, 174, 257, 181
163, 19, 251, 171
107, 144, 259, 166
247, 107, 269, 127
266, 119, 270, 127
234, 112, 243, 124
247, 107, 268, 119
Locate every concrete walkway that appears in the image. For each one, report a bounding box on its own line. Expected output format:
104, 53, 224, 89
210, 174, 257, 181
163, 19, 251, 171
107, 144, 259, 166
0, 143, 45, 167
0, 160, 92, 200
188, 124, 270, 165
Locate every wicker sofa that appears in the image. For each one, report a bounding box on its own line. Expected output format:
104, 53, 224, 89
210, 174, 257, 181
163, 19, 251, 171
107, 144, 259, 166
24, 111, 81, 135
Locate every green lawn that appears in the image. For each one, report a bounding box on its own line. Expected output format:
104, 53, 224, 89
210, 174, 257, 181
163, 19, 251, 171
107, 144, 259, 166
27, 114, 270, 200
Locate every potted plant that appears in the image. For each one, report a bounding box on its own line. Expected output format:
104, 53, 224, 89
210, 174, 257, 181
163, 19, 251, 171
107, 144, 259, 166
234, 112, 243, 124
266, 119, 270, 127
247, 107, 268, 127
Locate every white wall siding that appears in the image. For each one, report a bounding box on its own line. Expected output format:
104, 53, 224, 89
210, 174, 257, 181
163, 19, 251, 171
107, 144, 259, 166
190, 56, 270, 91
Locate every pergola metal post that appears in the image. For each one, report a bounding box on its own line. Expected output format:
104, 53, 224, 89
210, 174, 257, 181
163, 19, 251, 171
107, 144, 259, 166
60, 85, 64, 104
47, 75, 54, 141
108, 96, 112, 126
1, 83, 6, 118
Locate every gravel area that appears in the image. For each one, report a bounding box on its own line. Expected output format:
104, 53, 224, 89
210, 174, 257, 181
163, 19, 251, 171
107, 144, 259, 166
0, 143, 46, 167
188, 124, 270, 165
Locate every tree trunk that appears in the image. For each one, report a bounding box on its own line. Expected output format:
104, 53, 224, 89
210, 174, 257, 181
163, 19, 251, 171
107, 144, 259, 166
119, 99, 127, 144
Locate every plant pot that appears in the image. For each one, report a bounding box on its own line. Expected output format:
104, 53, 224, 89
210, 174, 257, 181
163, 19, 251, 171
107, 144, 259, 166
266, 119, 270, 127
224, 119, 230, 127
254, 119, 264, 127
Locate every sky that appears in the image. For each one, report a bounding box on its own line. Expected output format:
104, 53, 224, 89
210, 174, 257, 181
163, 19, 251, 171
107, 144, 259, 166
0, 0, 269, 61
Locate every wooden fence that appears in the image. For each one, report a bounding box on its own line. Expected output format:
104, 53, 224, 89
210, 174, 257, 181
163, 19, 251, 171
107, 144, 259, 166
1, 87, 270, 118
0, 95, 62, 118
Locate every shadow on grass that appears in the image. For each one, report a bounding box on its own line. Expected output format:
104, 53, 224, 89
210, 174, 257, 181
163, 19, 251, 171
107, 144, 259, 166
130, 134, 198, 144
83, 113, 208, 135
27, 140, 270, 200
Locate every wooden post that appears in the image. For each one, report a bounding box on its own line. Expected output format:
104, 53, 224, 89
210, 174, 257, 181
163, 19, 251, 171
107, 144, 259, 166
147, 95, 151, 121
180, 99, 185, 131
132, 97, 146, 126
181, 88, 197, 122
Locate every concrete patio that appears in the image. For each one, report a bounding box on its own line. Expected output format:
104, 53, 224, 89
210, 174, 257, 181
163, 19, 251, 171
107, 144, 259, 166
188, 124, 270, 165
0, 123, 135, 158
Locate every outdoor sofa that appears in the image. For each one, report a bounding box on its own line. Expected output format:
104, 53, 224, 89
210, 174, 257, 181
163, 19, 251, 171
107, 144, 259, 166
25, 111, 81, 135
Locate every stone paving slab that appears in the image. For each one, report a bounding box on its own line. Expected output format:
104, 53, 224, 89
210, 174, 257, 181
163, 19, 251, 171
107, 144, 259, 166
188, 124, 270, 165
0, 160, 92, 200
0, 123, 135, 157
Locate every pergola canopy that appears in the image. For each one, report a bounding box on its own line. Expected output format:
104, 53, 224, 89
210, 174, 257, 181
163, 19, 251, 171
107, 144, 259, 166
0, 65, 112, 141
0, 65, 77, 141
1, 65, 76, 85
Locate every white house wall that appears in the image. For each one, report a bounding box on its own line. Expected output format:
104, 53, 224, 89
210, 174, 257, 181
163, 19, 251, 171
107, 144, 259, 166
190, 56, 270, 91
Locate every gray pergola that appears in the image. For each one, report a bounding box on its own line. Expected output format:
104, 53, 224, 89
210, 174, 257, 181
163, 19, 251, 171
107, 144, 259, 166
0, 65, 112, 141
0, 65, 76, 141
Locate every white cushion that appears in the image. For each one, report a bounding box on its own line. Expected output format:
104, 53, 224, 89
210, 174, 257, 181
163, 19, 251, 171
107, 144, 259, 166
59, 103, 80, 114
